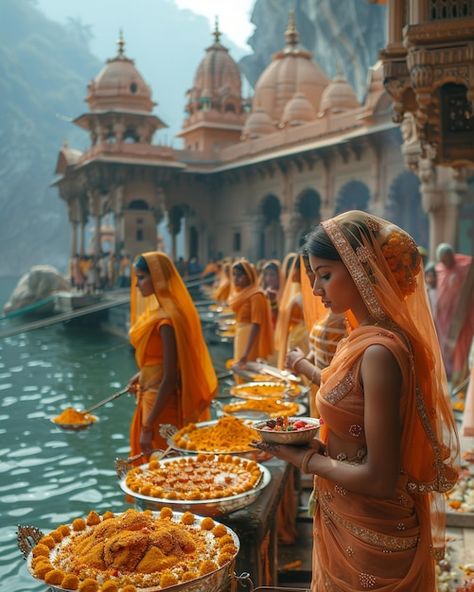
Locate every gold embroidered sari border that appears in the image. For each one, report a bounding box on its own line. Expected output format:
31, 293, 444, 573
321, 219, 386, 321
319, 494, 419, 552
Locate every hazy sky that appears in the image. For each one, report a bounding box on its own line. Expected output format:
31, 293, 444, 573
174, 0, 255, 49
36, 0, 256, 52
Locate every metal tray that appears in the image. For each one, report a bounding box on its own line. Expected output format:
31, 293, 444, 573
230, 381, 306, 401
217, 398, 306, 420
165, 420, 260, 457
120, 458, 271, 516
233, 361, 302, 384
18, 510, 239, 592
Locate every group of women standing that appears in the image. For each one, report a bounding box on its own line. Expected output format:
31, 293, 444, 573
125, 210, 460, 591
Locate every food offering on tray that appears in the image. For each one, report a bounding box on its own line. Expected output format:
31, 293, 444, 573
126, 454, 263, 501
172, 416, 260, 453
253, 416, 321, 445
51, 407, 97, 429
222, 398, 301, 418
27, 507, 239, 591
230, 381, 302, 400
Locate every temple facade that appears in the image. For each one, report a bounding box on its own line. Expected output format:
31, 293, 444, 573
54, 13, 472, 264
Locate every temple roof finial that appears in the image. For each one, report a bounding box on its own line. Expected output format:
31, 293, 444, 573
285, 9, 299, 47
116, 29, 126, 58
213, 16, 221, 44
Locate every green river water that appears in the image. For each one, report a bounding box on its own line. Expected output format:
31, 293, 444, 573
0, 278, 229, 591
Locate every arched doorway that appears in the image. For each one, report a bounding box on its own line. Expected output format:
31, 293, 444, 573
335, 181, 370, 214
295, 188, 321, 246
386, 171, 428, 248
259, 194, 284, 259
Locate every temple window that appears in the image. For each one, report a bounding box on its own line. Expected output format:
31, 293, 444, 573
430, 0, 473, 19
130, 82, 138, 93
136, 228, 144, 241
106, 131, 116, 144
124, 128, 139, 143
225, 103, 236, 112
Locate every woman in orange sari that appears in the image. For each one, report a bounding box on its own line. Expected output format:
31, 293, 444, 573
230, 259, 273, 368
128, 252, 217, 455
261, 260, 282, 328
254, 211, 459, 590
274, 256, 308, 369
212, 261, 231, 304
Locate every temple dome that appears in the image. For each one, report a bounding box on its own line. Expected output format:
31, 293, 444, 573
86, 33, 154, 112
282, 92, 316, 126
186, 20, 242, 115
241, 108, 275, 139
252, 12, 329, 122
319, 70, 359, 114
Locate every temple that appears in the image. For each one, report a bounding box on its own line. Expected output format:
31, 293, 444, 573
54, 10, 473, 263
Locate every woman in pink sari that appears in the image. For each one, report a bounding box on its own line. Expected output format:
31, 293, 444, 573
254, 211, 459, 591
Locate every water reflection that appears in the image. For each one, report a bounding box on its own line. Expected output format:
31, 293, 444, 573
0, 324, 136, 591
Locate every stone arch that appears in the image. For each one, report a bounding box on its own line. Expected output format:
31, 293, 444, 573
258, 194, 284, 259
295, 188, 322, 245
335, 181, 370, 214
128, 199, 150, 210
385, 171, 428, 248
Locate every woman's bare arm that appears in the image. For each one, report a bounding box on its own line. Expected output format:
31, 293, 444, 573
261, 344, 402, 499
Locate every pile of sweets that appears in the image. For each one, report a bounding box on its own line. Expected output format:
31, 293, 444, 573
172, 416, 259, 452
126, 454, 262, 500
52, 407, 96, 426
30, 508, 238, 591
222, 398, 300, 418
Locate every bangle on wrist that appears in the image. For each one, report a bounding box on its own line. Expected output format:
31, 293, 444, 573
292, 355, 306, 372
300, 449, 316, 474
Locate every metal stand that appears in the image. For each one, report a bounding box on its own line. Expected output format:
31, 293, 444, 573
235, 572, 309, 592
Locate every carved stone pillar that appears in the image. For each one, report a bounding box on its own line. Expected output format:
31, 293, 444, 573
70, 222, 78, 258
281, 212, 301, 254
79, 222, 85, 255
248, 214, 265, 262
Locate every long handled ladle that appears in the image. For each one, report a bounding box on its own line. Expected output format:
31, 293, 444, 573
51, 386, 130, 430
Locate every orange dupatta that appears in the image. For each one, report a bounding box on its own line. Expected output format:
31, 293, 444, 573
130, 252, 217, 426
229, 259, 274, 359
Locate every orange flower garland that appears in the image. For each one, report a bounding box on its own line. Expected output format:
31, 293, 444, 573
381, 230, 421, 297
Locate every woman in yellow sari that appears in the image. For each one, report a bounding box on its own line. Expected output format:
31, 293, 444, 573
230, 259, 273, 368
128, 252, 217, 455
254, 211, 459, 591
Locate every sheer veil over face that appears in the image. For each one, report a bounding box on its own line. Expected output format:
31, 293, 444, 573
318, 211, 459, 555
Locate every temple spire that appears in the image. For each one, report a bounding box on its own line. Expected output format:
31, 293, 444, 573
285, 9, 299, 47
213, 16, 221, 44
116, 29, 126, 58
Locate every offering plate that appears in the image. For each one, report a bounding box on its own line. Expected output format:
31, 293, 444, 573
120, 457, 271, 516
18, 509, 240, 592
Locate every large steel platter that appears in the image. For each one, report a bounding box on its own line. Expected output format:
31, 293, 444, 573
19, 510, 239, 592
120, 458, 271, 516
165, 420, 259, 457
